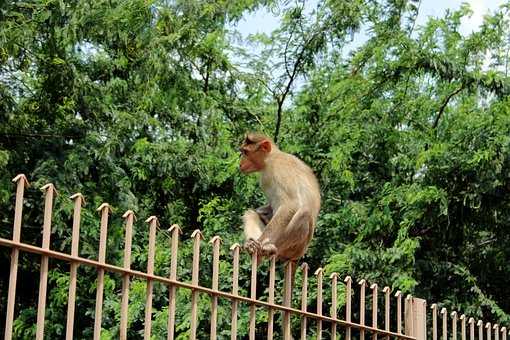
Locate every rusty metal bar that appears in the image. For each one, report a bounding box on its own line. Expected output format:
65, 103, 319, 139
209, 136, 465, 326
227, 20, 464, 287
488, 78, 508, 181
441, 308, 447, 340
249, 252, 258, 340
405, 295, 414, 336
316, 268, 324, 340
210, 236, 222, 339
396, 291, 402, 335
468, 318, 475, 340
65, 193, 85, 340
452, 311, 458, 340
283, 261, 293, 339
360, 279, 367, 340
93, 203, 111, 340
167, 224, 181, 340
230, 243, 241, 340
479, 321, 485, 340
345, 276, 353, 340
0, 237, 420, 340
460, 315, 466, 340
300, 263, 309, 340
190, 229, 203, 340
371, 283, 378, 340
5, 174, 29, 340
431, 304, 438, 340
330, 273, 339, 340
120, 210, 135, 340
36, 183, 57, 340
383, 287, 390, 340
268, 255, 277, 340
144, 216, 158, 340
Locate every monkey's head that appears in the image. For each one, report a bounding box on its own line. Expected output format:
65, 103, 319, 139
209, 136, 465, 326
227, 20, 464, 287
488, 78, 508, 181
239, 132, 274, 174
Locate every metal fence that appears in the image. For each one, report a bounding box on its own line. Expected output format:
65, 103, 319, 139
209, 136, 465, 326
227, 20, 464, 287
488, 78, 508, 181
0, 174, 508, 340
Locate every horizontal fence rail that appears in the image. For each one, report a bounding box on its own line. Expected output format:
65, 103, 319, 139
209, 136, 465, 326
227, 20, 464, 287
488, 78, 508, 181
1, 174, 509, 339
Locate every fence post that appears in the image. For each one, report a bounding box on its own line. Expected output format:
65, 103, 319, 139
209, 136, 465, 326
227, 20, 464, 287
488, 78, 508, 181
5, 174, 29, 340
36, 183, 57, 340
405, 297, 427, 340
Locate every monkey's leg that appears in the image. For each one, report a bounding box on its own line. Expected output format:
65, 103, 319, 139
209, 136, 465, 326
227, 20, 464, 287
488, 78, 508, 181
263, 209, 313, 260
243, 209, 265, 254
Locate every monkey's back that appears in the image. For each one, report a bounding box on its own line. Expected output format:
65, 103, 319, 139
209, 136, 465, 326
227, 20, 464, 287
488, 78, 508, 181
261, 150, 321, 216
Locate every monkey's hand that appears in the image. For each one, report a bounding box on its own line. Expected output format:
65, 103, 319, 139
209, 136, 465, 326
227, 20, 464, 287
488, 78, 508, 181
244, 238, 261, 254
260, 241, 277, 256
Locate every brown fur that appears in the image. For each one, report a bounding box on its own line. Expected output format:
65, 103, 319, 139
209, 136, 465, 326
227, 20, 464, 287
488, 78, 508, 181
240, 132, 321, 262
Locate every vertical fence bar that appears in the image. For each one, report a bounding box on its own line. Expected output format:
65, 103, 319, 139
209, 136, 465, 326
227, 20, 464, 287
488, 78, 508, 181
501, 327, 507, 340
468, 318, 475, 340
190, 229, 203, 340
461, 315, 466, 340
230, 243, 241, 340
144, 216, 158, 340
36, 183, 57, 340
300, 263, 309, 340
383, 287, 390, 340
345, 276, 352, 340
167, 224, 182, 340
209, 236, 222, 340
452, 312, 458, 340
487, 323, 492, 340
359, 279, 367, 340
268, 255, 277, 340
5, 174, 29, 340
441, 308, 447, 340
478, 321, 484, 340
431, 304, 438, 340
65, 193, 85, 340
283, 261, 294, 340
330, 273, 339, 340
494, 324, 500, 340
249, 252, 258, 340
120, 210, 135, 340
315, 268, 324, 340
371, 283, 378, 340
93, 203, 111, 340
396, 291, 402, 335
405, 295, 414, 336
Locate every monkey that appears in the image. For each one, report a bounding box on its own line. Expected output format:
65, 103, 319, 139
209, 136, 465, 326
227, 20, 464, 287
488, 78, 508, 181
239, 132, 321, 262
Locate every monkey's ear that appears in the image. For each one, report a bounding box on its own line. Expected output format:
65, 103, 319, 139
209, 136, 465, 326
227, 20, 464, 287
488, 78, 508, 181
259, 140, 272, 153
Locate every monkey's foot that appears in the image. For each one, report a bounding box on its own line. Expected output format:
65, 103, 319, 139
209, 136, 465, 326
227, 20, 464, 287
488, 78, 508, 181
260, 242, 277, 256
244, 238, 261, 254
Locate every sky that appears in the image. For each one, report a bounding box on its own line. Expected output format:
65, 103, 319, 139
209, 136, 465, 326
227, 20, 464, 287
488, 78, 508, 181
236, 0, 507, 40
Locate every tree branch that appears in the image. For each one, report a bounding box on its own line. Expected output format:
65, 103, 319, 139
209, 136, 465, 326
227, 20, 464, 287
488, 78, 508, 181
432, 84, 464, 129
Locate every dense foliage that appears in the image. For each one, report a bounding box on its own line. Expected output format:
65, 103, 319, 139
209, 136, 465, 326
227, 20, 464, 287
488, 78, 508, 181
1, 0, 509, 338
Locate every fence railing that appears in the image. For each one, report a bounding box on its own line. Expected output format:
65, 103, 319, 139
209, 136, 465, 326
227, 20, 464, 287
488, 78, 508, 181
0, 174, 508, 340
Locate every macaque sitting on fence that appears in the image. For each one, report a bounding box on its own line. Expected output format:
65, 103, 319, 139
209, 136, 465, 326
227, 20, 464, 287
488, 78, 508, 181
239, 132, 321, 262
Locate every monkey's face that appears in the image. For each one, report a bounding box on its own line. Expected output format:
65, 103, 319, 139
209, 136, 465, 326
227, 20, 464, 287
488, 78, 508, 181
239, 139, 272, 174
